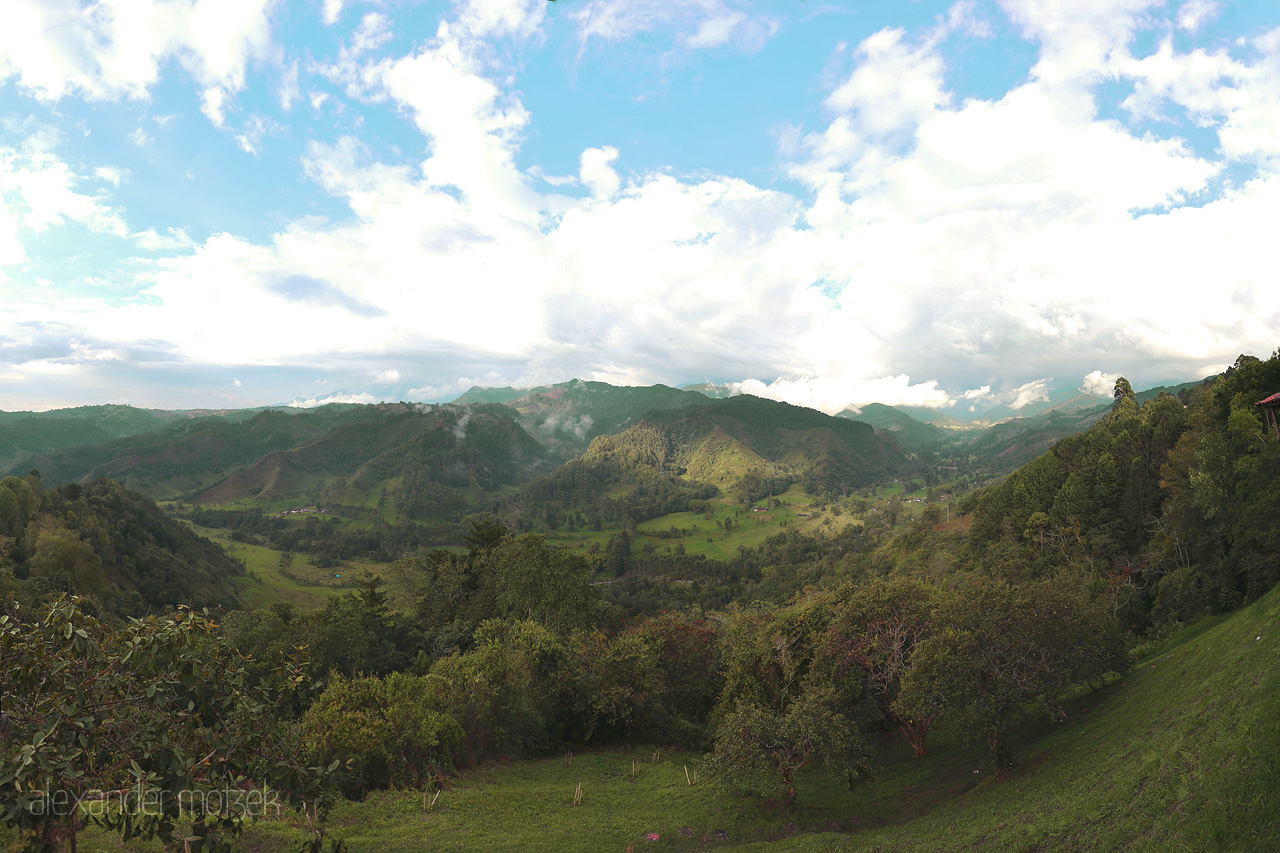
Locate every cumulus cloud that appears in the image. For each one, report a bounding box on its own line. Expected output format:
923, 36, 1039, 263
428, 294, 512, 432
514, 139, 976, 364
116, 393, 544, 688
288, 391, 383, 408
94, 166, 125, 186
0, 0, 277, 123
322, 0, 344, 26
1080, 370, 1120, 397
1004, 378, 1053, 410
728, 375, 956, 415
579, 146, 620, 198
2, 0, 1278, 412
0, 138, 127, 256
1177, 0, 1221, 33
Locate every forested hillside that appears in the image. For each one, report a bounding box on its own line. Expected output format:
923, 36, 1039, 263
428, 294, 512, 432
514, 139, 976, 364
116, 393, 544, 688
0, 475, 242, 616
839, 402, 950, 454
0, 405, 199, 471
968, 354, 1280, 632
455, 378, 709, 452
9, 405, 365, 497
192, 403, 550, 510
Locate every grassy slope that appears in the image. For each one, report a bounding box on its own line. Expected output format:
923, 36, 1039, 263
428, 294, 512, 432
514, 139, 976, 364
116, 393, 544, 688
193, 527, 389, 611
228, 581, 1280, 852
544, 485, 862, 562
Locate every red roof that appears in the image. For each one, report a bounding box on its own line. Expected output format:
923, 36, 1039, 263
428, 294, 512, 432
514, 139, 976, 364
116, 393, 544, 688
1257, 392, 1280, 407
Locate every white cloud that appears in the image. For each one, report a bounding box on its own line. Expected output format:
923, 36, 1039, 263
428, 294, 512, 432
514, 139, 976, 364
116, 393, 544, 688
128, 128, 152, 146
0, 139, 127, 242
1080, 370, 1119, 397
998, 0, 1162, 88
1177, 0, 1221, 33
94, 166, 125, 186
345, 17, 537, 218
570, 0, 780, 55
0, 0, 277, 124
351, 12, 394, 56
132, 227, 194, 252
407, 373, 507, 401
579, 146, 620, 198
234, 115, 277, 156
200, 87, 228, 127
278, 58, 300, 110
322, 0, 344, 26
1120, 32, 1280, 167
730, 374, 955, 414
1004, 378, 1052, 410
4, 0, 1279, 412
825, 28, 950, 134
455, 0, 546, 40
288, 391, 383, 407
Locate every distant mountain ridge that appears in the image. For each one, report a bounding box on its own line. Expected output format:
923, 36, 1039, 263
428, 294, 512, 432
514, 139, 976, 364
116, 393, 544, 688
838, 402, 950, 454
3, 374, 1212, 536
457, 379, 710, 455
189, 403, 551, 514
0, 404, 261, 472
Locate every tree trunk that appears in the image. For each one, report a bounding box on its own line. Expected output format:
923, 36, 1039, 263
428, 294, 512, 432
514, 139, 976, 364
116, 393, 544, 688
888, 708, 932, 757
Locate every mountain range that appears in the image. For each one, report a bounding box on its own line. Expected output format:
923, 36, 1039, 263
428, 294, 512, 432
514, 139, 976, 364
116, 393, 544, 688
1, 374, 1208, 540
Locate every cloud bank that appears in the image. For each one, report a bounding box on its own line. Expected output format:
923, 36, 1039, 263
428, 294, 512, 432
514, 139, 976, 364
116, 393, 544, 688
0, 0, 1277, 411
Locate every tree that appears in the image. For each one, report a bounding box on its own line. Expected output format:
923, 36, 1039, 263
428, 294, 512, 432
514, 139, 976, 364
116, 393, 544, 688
895, 577, 1126, 768
824, 579, 939, 756
298, 672, 463, 797
708, 603, 868, 806
483, 534, 599, 630
707, 686, 866, 807
0, 597, 338, 852
462, 514, 509, 555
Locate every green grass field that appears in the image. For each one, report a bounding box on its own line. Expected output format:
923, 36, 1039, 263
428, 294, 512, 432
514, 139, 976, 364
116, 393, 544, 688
193, 528, 389, 611
547, 485, 863, 563
220, 580, 1280, 852
19, 569, 1280, 853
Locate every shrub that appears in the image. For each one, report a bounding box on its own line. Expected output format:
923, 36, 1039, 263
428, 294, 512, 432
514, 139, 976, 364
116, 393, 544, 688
299, 672, 463, 797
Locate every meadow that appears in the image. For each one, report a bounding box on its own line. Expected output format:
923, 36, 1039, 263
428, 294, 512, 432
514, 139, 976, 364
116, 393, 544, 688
189, 579, 1280, 851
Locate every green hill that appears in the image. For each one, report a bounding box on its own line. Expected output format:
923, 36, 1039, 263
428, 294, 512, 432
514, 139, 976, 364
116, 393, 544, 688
191, 403, 551, 517
9, 406, 365, 499
839, 402, 949, 453
451, 385, 529, 405
0, 404, 192, 471
957, 405, 1110, 474
0, 475, 242, 616
559, 393, 908, 499
457, 378, 710, 453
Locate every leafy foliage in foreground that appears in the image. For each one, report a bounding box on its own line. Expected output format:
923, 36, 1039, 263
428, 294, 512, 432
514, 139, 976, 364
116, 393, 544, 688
0, 598, 337, 853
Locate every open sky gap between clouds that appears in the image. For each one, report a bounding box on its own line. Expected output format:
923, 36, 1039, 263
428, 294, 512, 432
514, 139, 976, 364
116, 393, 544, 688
0, 0, 1277, 411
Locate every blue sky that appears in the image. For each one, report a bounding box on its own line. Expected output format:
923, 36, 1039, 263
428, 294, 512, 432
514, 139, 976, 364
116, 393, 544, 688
1, 0, 1278, 413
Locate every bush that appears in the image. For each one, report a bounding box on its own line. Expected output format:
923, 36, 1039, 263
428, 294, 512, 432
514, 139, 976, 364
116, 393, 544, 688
428, 619, 577, 762
299, 672, 463, 797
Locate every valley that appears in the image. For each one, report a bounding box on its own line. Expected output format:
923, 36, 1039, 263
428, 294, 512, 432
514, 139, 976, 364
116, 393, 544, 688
1, 356, 1276, 853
